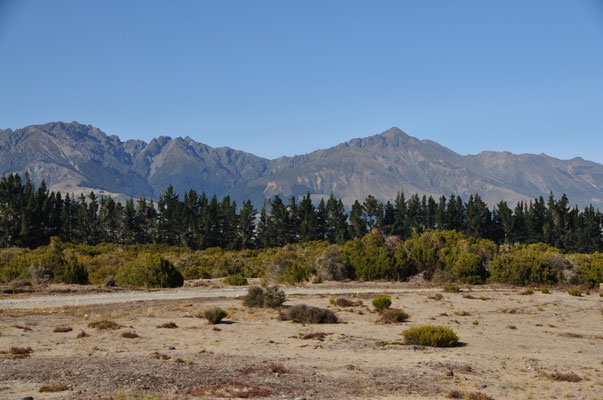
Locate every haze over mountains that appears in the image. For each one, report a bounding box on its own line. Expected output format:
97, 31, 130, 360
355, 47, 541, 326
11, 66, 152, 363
1, 121, 602, 208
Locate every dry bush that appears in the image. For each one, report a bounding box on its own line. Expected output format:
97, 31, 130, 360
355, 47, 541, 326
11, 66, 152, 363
243, 286, 286, 308
151, 351, 171, 360
9, 346, 33, 358
462, 294, 477, 299
549, 371, 582, 382
429, 293, 444, 300
520, 288, 534, 295
280, 304, 338, 324
453, 310, 471, 316
39, 383, 69, 392
447, 390, 493, 400
203, 307, 228, 324
157, 322, 178, 329
12, 324, 32, 332
267, 363, 288, 374
88, 320, 122, 330
507, 325, 517, 330
53, 326, 73, 333
121, 331, 140, 338
76, 330, 88, 338
378, 308, 409, 324
299, 332, 333, 341
334, 297, 361, 307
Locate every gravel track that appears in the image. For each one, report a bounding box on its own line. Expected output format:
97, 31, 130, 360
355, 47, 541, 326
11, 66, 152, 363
0, 286, 448, 309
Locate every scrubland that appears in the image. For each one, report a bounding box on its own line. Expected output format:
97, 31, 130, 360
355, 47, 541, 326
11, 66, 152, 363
0, 282, 601, 399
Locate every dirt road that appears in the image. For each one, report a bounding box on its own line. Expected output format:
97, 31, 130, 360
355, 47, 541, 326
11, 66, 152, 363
0, 284, 457, 309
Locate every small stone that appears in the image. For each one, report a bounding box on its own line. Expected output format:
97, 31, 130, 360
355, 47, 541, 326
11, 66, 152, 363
294, 397, 307, 400
481, 384, 487, 388
446, 369, 454, 377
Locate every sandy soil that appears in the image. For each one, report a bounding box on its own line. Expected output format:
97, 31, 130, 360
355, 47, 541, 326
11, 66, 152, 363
0, 284, 601, 399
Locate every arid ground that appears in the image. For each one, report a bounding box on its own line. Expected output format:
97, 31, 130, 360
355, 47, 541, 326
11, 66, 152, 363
0, 282, 601, 399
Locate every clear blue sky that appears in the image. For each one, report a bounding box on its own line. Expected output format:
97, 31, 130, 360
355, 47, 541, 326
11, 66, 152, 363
1, 0, 602, 162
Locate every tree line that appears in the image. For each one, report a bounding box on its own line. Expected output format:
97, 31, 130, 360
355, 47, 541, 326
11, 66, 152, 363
0, 173, 601, 253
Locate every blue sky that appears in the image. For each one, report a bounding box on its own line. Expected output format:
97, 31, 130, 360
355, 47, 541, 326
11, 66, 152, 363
1, 1, 602, 162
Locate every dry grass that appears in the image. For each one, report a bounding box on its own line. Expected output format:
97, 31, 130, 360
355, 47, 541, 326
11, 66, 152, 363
76, 329, 88, 338
53, 326, 73, 333
121, 331, 140, 339
447, 390, 494, 400
88, 320, 122, 330
559, 332, 584, 339
185, 381, 271, 398
39, 383, 69, 392
157, 322, 178, 329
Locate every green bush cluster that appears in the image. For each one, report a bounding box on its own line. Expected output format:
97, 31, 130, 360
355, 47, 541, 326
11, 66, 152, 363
371, 295, 392, 311
223, 274, 248, 286
488, 245, 563, 285
115, 254, 183, 288
567, 288, 582, 297
1, 230, 601, 289
402, 325, 459, 347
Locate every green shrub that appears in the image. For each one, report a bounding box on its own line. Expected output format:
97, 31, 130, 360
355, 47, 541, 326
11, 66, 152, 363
488, 248, 562, 285
567, 288, 582, 297
280, 304, 338, 324
341, 231, 402, 281
442, 284, 461, 293
540, 288, 550, 294
223, 274, 248, 286
452, 251, 486, 284
378, 308, 409, 324
116, 254, 184, 288
61, 257, 88, 284
203, 307, 228, 324
372, 296, 392, 310
570, 253, 603, 288
402, 325, 459, 347
472, 320, 479, 325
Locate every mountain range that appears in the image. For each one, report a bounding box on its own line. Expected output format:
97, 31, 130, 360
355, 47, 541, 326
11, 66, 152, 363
1, 121, 602, 208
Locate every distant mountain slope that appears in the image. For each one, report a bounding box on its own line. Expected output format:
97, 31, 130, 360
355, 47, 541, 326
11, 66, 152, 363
1, 122, 601, 208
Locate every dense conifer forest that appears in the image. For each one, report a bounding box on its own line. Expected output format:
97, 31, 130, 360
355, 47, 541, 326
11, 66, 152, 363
1, 173, 601, 253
